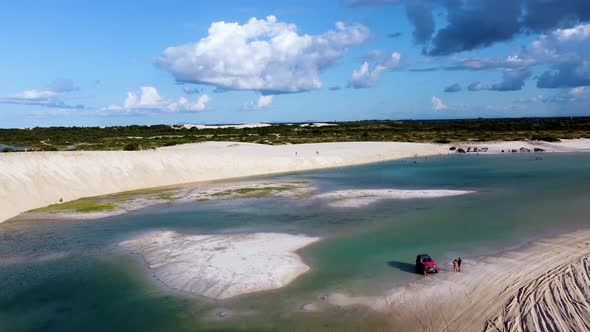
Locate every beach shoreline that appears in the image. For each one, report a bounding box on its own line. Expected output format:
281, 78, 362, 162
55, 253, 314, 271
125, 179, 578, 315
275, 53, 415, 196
0, 141, 450, 224
2, 139, 590, 224
321, 228, 590, 332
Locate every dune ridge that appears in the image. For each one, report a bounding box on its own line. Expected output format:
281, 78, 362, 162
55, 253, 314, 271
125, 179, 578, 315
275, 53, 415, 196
0, 141, 449, 223
2, 139, 589, 224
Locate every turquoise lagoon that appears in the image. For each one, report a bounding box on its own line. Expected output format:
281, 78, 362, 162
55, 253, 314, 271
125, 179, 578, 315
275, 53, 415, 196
1, 153, 590, 331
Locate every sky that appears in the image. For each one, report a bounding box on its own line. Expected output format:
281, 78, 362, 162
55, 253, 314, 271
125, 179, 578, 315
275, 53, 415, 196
1, 0, 590, 128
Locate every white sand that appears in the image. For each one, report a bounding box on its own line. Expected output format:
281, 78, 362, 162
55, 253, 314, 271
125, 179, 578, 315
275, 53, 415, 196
453, 138, 590, 153
120, 231, 319, 299
0, 141, 450, 223
314, 189, 475, 208
299, 123, 338, 127
2, 139, 589, 223
173, 123, 272, 130
323, 229, 590, 332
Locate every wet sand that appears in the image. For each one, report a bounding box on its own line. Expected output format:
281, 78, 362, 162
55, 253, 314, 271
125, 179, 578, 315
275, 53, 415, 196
314, 189, 475, 208
120, 231, 319, 299
325, 229, 590, 332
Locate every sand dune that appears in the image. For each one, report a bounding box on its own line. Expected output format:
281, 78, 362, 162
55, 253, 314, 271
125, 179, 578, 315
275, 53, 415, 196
0, 141, 449, 223
324, 230, 590, 332
2, 139, 590, 224
120, 231, 319, 299
173, 123, 271, 130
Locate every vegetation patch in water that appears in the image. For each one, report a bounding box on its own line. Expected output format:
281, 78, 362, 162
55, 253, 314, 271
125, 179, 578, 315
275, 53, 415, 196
112, 188, 177, 201
211, 185, 298, 198
29, 200, 117, 213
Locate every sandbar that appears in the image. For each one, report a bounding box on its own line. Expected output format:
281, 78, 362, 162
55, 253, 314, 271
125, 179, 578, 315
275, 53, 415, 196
314, 189, 475, 208
120, 231, 319, 299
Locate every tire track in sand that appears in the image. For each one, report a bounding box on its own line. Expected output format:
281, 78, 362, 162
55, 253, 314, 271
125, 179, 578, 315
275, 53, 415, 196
485, 256, 590, 332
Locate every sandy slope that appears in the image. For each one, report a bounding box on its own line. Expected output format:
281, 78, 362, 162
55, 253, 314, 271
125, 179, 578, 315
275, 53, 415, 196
324, 230, 590, 332
0, 141, 449, 223
120, 231, 319, 299
2, 139, 590, 224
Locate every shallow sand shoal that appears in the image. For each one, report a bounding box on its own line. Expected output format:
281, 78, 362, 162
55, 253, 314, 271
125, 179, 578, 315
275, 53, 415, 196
120, 231, 319, 299
0, 141, 450, 223
324, 229, 590, 332
314, 189, 475, 208
18, 180, 316, 221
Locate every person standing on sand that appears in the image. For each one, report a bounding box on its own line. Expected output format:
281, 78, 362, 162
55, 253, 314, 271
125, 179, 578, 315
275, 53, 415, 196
453, 259, 458, 272
457, 257, 462, 272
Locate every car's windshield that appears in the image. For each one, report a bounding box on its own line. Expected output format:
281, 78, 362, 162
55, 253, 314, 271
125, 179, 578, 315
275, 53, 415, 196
423, 257, 431, 262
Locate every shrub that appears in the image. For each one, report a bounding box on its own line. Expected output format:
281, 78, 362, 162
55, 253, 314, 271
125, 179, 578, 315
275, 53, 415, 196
123, 142, 140, 151
531, 135, 560, 142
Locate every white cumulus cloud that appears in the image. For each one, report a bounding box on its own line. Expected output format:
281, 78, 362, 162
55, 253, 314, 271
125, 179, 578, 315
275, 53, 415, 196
569, 86, 590, 100
105, 86, 210, 112
156, 15, 370, 94
431, 96, 447, 111
16, 90, 58, 100
553, 24, 590, 42
0, 83, 83, 109
0, 89, 85, 109
348, 52, 401, 89
245, 95, 273, 110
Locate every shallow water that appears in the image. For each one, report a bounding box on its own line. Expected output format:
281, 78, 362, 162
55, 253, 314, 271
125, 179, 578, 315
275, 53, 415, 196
2, 153, 590, 331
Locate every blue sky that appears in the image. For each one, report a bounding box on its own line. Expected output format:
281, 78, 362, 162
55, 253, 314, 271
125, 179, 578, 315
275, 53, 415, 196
1, 0, 590, 128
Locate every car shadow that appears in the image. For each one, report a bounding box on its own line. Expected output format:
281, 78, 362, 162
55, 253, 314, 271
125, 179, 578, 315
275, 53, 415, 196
387, 260, 417, 274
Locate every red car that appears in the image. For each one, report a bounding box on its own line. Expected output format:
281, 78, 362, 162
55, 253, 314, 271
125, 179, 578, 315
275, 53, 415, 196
416, 254, 439, 274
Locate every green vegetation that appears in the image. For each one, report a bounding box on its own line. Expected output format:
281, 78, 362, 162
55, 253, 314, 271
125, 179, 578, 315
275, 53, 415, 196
158, 193, 173, 200
123, 142, 141, 151
29, 199, 117, 214
211, 185, 298, 198
112, 187, 176, 201
1, 117, 590, 150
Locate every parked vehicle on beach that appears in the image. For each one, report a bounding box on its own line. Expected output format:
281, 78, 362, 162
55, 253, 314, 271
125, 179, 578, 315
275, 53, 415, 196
416, 254, 439, 274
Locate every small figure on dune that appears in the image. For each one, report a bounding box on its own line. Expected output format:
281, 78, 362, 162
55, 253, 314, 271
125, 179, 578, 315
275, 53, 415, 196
453, 259, 458, 272
457, 257, 462, 272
